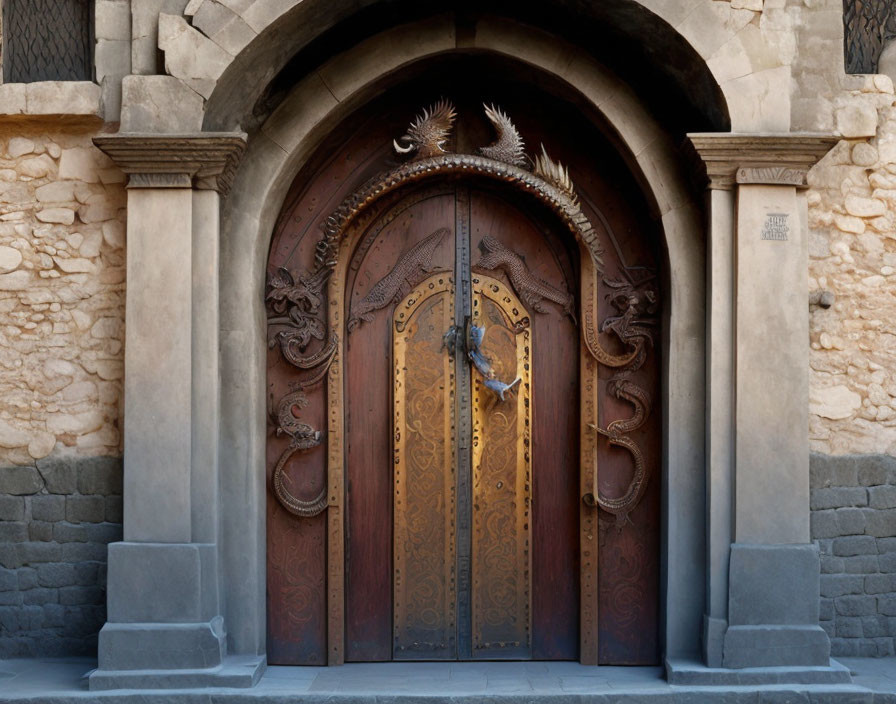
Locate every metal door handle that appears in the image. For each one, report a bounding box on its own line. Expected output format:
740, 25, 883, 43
465, 317, 520, 401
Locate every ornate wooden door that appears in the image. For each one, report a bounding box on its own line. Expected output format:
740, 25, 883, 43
265, 93, 660, 666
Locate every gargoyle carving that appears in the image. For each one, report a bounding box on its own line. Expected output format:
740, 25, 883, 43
393, 99, 457, 159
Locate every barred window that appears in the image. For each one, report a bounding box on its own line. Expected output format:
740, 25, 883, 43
1, 0, 93, 83
844, 0, 896, 74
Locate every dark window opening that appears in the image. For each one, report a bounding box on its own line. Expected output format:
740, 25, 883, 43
844, 0, 896, 74
2, 0, 93, 83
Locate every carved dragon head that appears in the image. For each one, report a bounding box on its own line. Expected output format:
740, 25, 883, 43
393, 99, 457, 159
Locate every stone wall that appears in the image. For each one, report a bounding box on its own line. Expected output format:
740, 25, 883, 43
808, 75, 896, 456
811, 453, 896, 657
0, 456, 122, 657
0, 124, 125, 466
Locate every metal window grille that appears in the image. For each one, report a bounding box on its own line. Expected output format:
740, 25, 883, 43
2, 0, 93, 83
844, 0, 896, 74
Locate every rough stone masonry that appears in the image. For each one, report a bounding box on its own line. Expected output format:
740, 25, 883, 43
812, 453, 896, 657
0, 456, 121, 657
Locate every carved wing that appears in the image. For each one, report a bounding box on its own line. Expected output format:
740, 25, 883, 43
394, 99, 457, 159
479, 104, 527, 167
533, 145, 578, 206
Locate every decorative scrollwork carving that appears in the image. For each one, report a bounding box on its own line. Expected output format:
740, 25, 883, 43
271, 383, 328, 518
474, 235, 575, 320
348, 227, 450, 332
266, 266, 337, 370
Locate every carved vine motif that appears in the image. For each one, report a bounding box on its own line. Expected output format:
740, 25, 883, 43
347, 227, 450, 332
270, 383, 328, 518
474, 235, 575, 320
844, 0, 896, 74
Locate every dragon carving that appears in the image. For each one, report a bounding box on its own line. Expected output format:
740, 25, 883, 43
348, 227, 450, 332
393, 99, 457, 159
270, 383, 328, 518
474, 235, 575, 320
479, 104, 527, 168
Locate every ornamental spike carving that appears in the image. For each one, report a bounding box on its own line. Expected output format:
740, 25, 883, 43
479, 103, 527, 168
393, 99, 457, 159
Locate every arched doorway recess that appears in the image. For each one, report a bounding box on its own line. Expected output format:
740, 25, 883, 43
265, 64, 665, 666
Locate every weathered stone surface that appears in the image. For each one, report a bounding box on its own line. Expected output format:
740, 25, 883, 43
809, 385, 862, 420
0, 246, 23, 274
0, 466, 43, 495
36, 209, 76, 225
835, 103, 878, 137
7, 138, 35, 159
159, 14, 232, 95
120, 75, 205, 133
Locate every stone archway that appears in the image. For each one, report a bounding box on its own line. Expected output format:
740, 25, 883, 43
90, 3, 840, 690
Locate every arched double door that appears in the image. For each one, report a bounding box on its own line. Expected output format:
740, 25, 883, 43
265, 84, 661, 666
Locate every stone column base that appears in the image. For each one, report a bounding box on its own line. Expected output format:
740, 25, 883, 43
666, 656, 852, 686
90, 653, 266, 690
721, 543, 832, 669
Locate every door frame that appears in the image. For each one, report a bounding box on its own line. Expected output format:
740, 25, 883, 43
282, 149, 649, 664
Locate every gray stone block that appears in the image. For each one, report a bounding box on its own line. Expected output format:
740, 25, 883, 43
0, 466, 43, 495
89, 653, 265, 691
834, 616, 863, 637
35, 458, 77, 494
107, 542, 217, 623
0, 566, 16, 591
0, 544, 21, 569
869, 485, 896, 509
28, 521, 53, 542
878, 551, 896, 572
820, 574, 864, 597
36, 562, 76, 588
66, 495, 106, 523
865, 573, 896, 594
819, 598, 834, 621
842, 555, 879, 573
722, 625, 830, 668
835, 507, 866, 535
829, 637, 860, 656
77, 457, 123, 496
30, 495, 65, 522
872, 636, 895, 655
23, 587, 57, 605
73, 562, 99, 586
834, 595, 877, 616
820, 554, 844, 573
86, 522, 123, 544
810, 453, 858, 488
820, 619, 835, 638
811, 487, 867, 510
0, 591, 23, 605
105, 496, 123, 523
861, 614, 889, 637
0, 521, 28, 543
879, 537, 896, 553
728, 544, 821, 626
19, 541, 62, 563
53, 522, 88, 543
17, 567, 37, 590
43, 602, 65, 628
59, 585, 104, 605
0, 495, 25, 520
810, 510, 839, 539
865, 508, 896, 538
832, 535, 877, 556
96, 618, 225, 671
61, 542, 108, 562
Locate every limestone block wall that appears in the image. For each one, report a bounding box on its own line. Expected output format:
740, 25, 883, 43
0, 457, 122, 657
811, 453, 896, 656
807, 76, 896, 456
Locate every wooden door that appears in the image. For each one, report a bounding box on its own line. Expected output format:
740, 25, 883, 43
265, 88, 661, 666
342, 183, 579, 661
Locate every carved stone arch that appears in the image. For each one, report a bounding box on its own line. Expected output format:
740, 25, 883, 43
220, 35, 706, 663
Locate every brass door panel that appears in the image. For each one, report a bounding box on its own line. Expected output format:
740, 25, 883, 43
392, 273, 457, 659
470, 275, 532, 659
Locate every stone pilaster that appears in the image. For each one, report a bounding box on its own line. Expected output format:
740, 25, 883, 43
687, 134, 839, 674
88, 133, 263, 689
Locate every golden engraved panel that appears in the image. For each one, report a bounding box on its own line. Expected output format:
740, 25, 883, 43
470, 275, 532, 659
393, 273, 457, 659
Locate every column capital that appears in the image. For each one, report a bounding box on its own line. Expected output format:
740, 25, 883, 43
685, 133, 839, 190
93, 132, 247, 195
